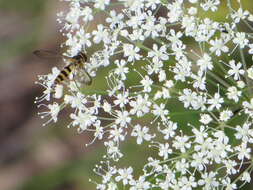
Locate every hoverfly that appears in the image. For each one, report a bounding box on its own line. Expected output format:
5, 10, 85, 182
33, 50, 92, 86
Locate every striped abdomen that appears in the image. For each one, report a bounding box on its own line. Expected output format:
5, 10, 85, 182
54, 63, 76, 84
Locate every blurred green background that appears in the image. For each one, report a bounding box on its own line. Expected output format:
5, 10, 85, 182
0, 0, 253, 190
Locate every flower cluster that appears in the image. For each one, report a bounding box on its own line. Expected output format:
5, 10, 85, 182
36, 0, 253, 189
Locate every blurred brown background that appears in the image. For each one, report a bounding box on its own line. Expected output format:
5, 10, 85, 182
0, 1, 105, 190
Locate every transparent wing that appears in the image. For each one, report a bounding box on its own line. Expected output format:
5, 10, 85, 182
75, 69, 92, 86
33, 50, 69, 59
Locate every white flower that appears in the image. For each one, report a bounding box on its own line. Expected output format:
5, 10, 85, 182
82, 7, 93, 22
226, 86, 241, 102
54, 84, 63, 99
233, 32, 249, 48
47, 67, 60, 87
192, 125, 208, 144
227, 60, 244, 80
241, 172, 251, 183
235, 143, 251, 160
173, 57, 191, 81
114, 60, 129, 80
64, 92, 87, 110
140, 75, 153, 92
70, 110, 97, 132
109, 125, 125, 142
200, 0, 220, 12
219, 109, 233, 122
197, 53, 213, 72
103, 100, 112, 113
222, 177, 237, 190
76, 29, 92, 48
129, 176, 150, 190
198, 172, 219, 189
115, 110, 131, 127
166, 29, 183, 46
131, 124, 153, 144
178, 176, 197, 190
159, 121, 177, 139
247, 67, 253, 79
235, 123, 253, 143
106, 10, 124, 29
148, 44, 169, 63
38, 102, 60, 125
152, 103, 169, 121
92, 24, 109, 44
94, 0, 110, 10
123, 43, 141, 62
209, 38, 229, 56
129, 94, 151, 117
231, 8, 249, 23
114, 91, 129, 108
207, 92, 224, 111
104, 141, 123, 161
191, 152, 208, 171
199, 114, 212, 124
158, 143, 172, 159
115, 167, 133, 185
179, 89, 198, 109
172, 135, 191, 153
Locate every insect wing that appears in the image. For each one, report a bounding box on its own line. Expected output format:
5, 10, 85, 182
75, 69, 92, 86
33, 50, 70, 60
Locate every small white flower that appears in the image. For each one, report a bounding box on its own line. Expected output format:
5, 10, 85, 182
247, 67, 253, 80
227, 60, 244, 80
115, 167, 133, 185
231, 8, 249, 23
131, 124, 153, 144
114, 60, 129, 80
192, 125, 208, 144
70, 110, 97, 132
38, 102, 60, 125
140, 75, 153, 92
129, 176, 150, 190
114, 91, 129, 108
179, 89, 198, 109
129, 94, 151, 117
207, 92, 224, 111
235, 143, 251, 160
197, 53, 213, 72
200, 114, 212, 124
159, 121, 177, 139
109, 125, 125, 142
235, 123, 253, 143
227, 86, 241, 102
241, 172, 251, 183
200, 0, 220, 12
94, 0, 110, 10
209, 38, 229, 56
233, 32, 249, 49
158, 143, 172, 159
92, 24, 109, 44
172, 135, 191, 153
123, 43, 141, 62
64, 92, 87, 110
148, 44, 169, 63
219, 109, 233, 122
54, 84, 63, 99
152, 103, 169, 121
115, 110, 131, 127
198, 172, 219, 189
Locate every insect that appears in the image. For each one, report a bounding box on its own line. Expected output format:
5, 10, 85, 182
33, 50, 92, 86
